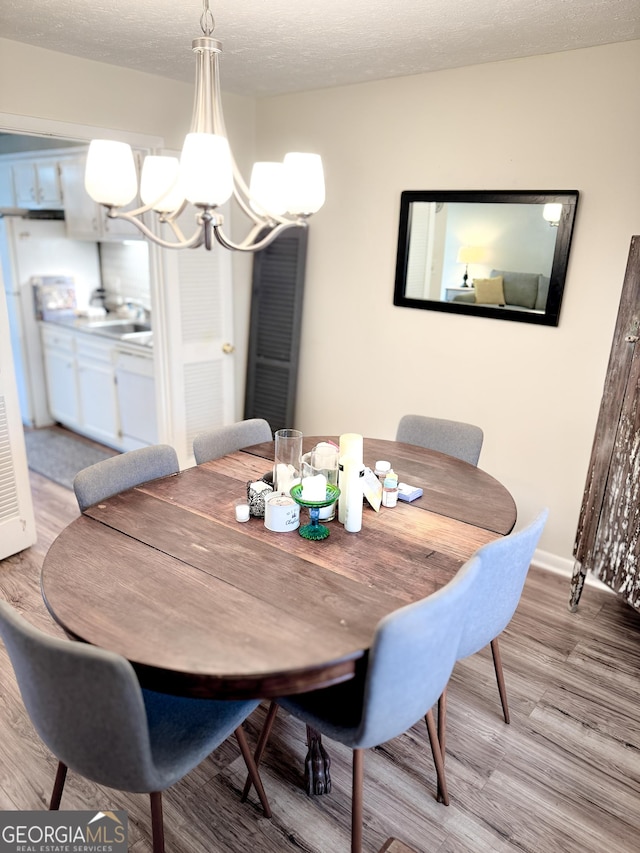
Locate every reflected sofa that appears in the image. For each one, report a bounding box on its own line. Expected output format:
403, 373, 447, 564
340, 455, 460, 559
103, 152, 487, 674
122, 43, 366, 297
453, 269, 549, 313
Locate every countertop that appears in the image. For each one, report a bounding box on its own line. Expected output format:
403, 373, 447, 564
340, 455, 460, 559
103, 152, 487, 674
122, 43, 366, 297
41, 313, 153, 349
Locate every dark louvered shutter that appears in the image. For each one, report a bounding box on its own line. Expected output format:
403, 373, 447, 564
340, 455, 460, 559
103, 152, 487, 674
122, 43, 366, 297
243, 228, 308, 432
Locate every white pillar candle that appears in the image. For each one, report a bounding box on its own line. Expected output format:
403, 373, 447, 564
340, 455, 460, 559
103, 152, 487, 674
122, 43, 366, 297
338, 434, 363, 523
275, 463, 300, 494
343, 458, 364, 533
301, 473, 327, 502
339, 433, 363, 464
338, 458, 347, 524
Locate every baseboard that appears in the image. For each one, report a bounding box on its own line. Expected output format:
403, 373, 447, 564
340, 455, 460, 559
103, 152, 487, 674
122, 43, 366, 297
532, 548, 613, 593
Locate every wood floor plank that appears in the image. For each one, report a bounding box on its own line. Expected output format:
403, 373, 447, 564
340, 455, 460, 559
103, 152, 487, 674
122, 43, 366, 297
0, 466, 639, 851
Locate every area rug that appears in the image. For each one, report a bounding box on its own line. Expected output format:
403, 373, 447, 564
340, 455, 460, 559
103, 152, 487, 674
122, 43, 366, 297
23, 428, 117, 490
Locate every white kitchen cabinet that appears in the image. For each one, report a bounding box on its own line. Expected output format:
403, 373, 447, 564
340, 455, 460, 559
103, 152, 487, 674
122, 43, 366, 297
114, 345, 157, 449
76, 334, 120, 447
41, 323, 155, 450
59, 156, 144, 242
41, 325, 80, 427
13, 158, 64, 209
0, 162, 15, 206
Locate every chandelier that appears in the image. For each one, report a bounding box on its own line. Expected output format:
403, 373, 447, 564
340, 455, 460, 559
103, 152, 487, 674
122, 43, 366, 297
84, 0, 325, 252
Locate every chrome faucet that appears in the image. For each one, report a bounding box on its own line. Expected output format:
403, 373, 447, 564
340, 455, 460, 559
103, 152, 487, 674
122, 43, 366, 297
124, 299, 151, 323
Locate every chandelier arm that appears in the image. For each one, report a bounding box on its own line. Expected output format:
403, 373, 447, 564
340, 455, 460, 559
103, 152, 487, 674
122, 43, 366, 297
106, 208, 206, 250
113, 199, 162, 219
228, 173, 294, 227
208, 51, 293, 228
212, 219, 306, 253
161, 216, 190, 244
230, 179, 279, 225
160, 198, 189, 223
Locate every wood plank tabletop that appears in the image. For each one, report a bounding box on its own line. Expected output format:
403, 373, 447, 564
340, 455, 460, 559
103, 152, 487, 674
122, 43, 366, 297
40, 438, 517, 699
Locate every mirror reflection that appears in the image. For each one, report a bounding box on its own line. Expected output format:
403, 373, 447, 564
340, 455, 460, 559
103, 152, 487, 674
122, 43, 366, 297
394, 190, 579, 326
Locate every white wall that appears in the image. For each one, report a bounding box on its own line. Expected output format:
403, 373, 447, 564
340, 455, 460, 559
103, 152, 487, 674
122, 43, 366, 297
255, 41, 640, 563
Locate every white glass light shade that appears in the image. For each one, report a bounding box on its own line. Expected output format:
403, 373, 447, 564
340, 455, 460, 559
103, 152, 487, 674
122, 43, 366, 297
180, 132, 233, 207
283, 153, 325, 215
140, 156, 185, 212
85, 140, 138, 206
543, 202, 563, 224
249, 162, 287, 216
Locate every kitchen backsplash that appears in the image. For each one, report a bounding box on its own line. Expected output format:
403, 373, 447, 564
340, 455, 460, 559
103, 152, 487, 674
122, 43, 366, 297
99, 241, 150, 308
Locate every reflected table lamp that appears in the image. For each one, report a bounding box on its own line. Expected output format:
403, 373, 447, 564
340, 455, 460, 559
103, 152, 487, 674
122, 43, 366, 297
457, 245, 486, 287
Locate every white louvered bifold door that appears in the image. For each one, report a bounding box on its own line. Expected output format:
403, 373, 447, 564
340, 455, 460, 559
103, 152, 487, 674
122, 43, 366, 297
0, 285, 36, 559
151, 196, 235, 468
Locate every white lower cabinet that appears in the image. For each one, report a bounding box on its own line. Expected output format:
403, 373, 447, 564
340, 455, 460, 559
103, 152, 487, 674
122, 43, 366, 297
41, 326, 80, 428
41, 324, 155, 450
114, 347, 157, 449
75, 335, 120, 447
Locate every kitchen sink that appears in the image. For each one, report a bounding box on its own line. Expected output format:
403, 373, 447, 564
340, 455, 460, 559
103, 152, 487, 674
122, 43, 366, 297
120, 330, 153, 346
84, 320, 152, 339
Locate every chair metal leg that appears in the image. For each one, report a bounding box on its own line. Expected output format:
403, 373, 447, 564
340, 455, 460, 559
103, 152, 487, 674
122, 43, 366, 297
241, 701, 279, 803
490, 637, 510, 724
351, 749, 364, 853
437, 688, 447, 760
149, 791, 164, 853
235, 726, 272, 818
49, 762, 67, 810
425, 708, 449, 806
435, 687, 447, 803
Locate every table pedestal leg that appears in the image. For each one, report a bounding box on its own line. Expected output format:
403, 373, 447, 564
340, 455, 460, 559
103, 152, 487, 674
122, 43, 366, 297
305, 725, 331, 795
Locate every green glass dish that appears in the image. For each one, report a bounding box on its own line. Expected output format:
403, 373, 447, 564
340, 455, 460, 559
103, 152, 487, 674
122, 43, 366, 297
289, 482, 341, 540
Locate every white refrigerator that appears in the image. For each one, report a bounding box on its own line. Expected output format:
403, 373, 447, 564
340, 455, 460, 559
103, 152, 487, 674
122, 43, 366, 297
0, 217, 101, 427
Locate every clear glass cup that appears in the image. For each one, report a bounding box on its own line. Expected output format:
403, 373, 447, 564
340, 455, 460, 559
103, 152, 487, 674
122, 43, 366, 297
302, 442, 339, 521
273, 428, 303, 493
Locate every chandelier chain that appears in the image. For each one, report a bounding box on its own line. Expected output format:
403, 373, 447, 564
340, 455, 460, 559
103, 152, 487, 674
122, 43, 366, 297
200, 0, 215, 36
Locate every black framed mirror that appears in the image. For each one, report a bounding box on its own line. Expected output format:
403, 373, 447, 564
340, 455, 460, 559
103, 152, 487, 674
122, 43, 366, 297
393, 190, 579, 326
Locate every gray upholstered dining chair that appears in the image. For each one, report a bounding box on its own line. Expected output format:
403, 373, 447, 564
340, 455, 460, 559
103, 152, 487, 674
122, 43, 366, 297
73, 444, 179, 511
0, 600, 270, 853
243, 555, 481, 853
396, 414, 484, 466
193, 418, 273, 464
434, 509, 548, 801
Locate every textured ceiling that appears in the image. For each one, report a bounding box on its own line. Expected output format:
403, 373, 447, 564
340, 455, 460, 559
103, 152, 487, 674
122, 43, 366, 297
1, 0, 639, 97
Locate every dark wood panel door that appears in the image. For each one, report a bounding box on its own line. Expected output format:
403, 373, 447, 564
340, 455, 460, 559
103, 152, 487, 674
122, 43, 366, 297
571, 235, 640, 611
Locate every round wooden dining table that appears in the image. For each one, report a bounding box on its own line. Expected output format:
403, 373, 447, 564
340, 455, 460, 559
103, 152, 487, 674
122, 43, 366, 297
41, 436, 516, 794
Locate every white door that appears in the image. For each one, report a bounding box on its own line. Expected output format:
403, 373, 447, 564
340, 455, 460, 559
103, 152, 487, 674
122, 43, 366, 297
0, 279, 36, 560
149, 174, 236, 467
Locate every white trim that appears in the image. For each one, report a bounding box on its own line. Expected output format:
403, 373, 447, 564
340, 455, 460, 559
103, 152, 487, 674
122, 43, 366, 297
532, 547, 613, 592
0, 112, 163, 149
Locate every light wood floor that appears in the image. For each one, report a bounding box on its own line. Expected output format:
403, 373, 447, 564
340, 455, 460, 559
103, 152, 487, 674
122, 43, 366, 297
1, 469, 639, 853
